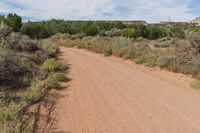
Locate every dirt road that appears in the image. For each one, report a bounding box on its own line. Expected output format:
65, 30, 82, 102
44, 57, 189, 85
52, 47, 200, 133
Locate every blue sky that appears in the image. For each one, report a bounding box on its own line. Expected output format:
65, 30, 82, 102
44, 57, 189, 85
0, 0, 199, 22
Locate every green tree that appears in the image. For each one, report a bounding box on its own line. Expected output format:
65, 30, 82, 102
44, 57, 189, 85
147, 26, 167, 40
6, 13, 22, 32
135, 24, 148, 38
170, 26, 185, 39
20, 22, 39, 39
122, 28, 136, 38
0, 15, 5, 24
86, 25, 99, 36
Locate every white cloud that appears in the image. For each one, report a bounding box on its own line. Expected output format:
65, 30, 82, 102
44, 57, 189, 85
0, 0, 196, 22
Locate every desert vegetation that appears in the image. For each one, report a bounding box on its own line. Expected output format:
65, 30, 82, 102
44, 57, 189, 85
0, 14, 197, 86
1, 12, 200, 131
50, 30, 200, 89
0, 21, 69, 132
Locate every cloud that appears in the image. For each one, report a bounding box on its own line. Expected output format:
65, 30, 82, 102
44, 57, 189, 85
0, 0, 197, 22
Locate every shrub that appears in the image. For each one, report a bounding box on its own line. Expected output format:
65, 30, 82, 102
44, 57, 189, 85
196, 72, 200, 80
0, 101, 23, 122
121, 48, 135, 59
157, 54, 175, 68
103, 45, 112, 56
42, 58, 69, 73
47, 72, 68, 88
122, 28, 136, 38
135, 56, 146, 64
147, 26, 167, 40
189, 26, 200, 32
24, 80, 45, 103
144, 53, 157, 67
57, 61, 69, 71
158, 37, 171, 42
0, 90, 6, 106
170, 26, 185, 38
111, 44, 124, 57
40, 40, 60, 57
190, 80, 200, 89
0, 100, 24, 133
175, 33, 200, 75
5, 33, 39, 52
0, 49, 41, 88
135, 37, 145, 42
42, 58, 58, 72
153, 39, 171, 48
104, 28, 122, 37
0, 31, 50, 89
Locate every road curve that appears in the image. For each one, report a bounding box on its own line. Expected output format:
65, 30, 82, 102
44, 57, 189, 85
53, 47, 200, 133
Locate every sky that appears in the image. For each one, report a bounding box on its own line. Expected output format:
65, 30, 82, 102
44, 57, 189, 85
0, 0, 199, 22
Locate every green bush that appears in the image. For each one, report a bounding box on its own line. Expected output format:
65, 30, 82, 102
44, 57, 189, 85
0, 90, 6, 106
42, 58, 58, 72
157, 54, 175, 68
189, 26, 200, 32
191, 80, 200, 89
144, 53, 157, 67
147, 26, 167, 40
135, 56, 146, 64
40, 40, 60, 57
170, 26, 185, 38
47, 72, 68, 88
135, 37, 145, 42
196, 72, 200, 80
103, 45, 112, 56
0, 101, 24, 133
112, 44, 124, 57
0, 101, 23, 122
121, 48, 135, 59
122, 28, 136, 38
24, 80, 45, 103
57, 61, 69, 71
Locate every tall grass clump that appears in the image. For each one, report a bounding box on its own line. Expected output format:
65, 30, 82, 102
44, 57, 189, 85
0, 90, 6, 106
0, 93, 24, 133
0, 101, 23, 122
47, 72, 68, 88
42, 58, 58, 72
23, 80, 45, 103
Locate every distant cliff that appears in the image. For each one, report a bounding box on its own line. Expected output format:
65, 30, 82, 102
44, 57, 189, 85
191, 17, 200, 26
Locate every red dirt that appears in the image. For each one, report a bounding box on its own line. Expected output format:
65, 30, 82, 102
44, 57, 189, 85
52, 47, 200, 133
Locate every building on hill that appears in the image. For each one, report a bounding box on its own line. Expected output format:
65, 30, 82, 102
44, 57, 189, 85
191, 17, 200, 26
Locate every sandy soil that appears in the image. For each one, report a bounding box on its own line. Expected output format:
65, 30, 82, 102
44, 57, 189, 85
52, 47, 200, 133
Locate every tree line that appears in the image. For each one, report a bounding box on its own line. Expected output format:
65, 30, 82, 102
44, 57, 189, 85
0, 13, 188, 40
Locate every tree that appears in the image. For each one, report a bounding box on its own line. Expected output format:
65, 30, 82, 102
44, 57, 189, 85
6, 13, 22, 32
0, 15, 5, 24
135, 24, 148, 38
122, 28, 136, 38
147, 26, 167, 40
170, 26, 185, 39
86, 25, 99, 36
21, 22, 39, 39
